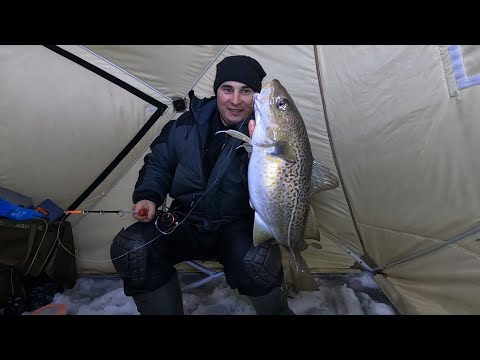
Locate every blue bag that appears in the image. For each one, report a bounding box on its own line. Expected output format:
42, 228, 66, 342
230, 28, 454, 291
0, 198, 46, 221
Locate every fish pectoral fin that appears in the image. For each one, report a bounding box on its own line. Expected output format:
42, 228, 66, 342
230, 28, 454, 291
216, 130, 252, 144
237, 142, 253, 156
298, 240, 309, 251
253, 212, 274, 247
249, 199, 255, 210
304, 205, 321, 242
309, 159, 340, 197
270, 141, 297, 163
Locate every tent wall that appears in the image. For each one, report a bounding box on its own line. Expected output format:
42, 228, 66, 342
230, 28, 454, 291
2, 45, 480, 314
318, 45, 480, 314
0, 45, 163, 210
84, 45, 226, 100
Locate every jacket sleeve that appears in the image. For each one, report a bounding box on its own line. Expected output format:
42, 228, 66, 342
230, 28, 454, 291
132, 120, 176, 207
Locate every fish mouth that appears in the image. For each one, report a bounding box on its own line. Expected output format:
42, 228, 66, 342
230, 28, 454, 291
259, 81, 273, 100
254, 84, 272, 122
254, 83, 276, 144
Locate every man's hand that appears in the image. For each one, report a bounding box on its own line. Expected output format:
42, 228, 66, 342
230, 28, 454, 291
133, 200, 156, 222
248, 119, 256, 138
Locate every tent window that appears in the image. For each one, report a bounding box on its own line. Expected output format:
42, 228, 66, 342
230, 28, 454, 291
448, 45, 480, 90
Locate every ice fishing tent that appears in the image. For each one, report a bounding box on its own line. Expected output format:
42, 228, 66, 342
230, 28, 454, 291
2, 45, 479, 315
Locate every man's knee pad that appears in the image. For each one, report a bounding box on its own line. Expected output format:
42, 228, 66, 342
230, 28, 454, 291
110, 227, 148, 289
243, 239, 283, 288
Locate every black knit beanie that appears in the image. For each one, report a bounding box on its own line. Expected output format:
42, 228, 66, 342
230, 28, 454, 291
213, 55, 267, 94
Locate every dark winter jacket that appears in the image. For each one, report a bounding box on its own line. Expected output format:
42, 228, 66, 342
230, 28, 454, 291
133, 91, 253, 228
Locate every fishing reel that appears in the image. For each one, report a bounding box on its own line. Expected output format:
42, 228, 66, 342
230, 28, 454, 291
155, 209, 177, 227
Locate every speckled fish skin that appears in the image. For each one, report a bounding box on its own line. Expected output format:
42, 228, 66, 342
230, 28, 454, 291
249, 79, 317, 291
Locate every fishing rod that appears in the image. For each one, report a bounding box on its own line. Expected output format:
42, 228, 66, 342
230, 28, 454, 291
65, 209, 149, 216
64, 208, 176, 226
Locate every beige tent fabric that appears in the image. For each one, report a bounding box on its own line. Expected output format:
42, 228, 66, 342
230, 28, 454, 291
370, 225, 480, 314
71, 107, 177, 273
3, 45, 480, 314
0, 45, 151, 209
83, 45, 225, 100
318, 45, 480, 314
318, 46, 448, 237
460, 45, 480, 76
57, 45, 172, 104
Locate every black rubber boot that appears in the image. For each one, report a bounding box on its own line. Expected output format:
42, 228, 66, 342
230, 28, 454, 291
133, 271, 184, 315
248, 285, 294, 315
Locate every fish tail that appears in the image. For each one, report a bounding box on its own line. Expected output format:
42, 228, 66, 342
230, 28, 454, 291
286, 249, 318, 292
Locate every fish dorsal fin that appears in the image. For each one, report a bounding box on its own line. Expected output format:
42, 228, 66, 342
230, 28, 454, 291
304, 205, 321, 242
253, 212, 275, 247
270, 141, 297, 163
309, 159, 339, 197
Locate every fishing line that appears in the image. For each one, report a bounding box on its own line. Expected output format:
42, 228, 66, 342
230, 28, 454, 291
55, 112, 251, 263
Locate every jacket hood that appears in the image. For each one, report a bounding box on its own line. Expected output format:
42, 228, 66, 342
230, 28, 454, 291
188, 90, 217, 126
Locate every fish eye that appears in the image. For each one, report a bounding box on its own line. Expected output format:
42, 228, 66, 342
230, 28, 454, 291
277, 98, 289, 111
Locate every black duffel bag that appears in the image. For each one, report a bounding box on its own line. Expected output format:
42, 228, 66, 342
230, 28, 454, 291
0, 218, 77, 309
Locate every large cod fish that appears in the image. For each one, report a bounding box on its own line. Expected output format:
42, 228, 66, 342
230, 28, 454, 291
221, 79, 339, 292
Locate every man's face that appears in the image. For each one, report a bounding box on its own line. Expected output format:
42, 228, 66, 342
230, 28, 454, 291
216, 81, 255, 126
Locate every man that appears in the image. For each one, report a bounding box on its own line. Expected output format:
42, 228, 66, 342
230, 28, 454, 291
110, 55, 293, 315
